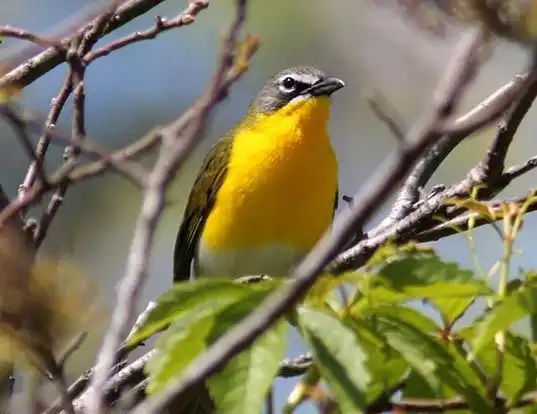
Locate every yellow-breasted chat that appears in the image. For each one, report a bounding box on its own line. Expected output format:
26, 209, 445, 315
174, 66, 344, 282
169, 66, 343, 413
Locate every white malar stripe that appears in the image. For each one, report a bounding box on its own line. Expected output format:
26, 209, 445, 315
195, 241, 305, 279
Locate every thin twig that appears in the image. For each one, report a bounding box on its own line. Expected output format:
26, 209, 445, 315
0, 26, 64, 49
375, 70, 527, 233
84, 0, 209, 63
19, 70, 74, 205
335, 53, 537, 273
58, 332, 88, 368
48, 363, 75, 414
416, 193, 537, 243
365, 91, 406, 142
367, 390, 537, 413
0, 104, 48, 187
0, 128, 161, 232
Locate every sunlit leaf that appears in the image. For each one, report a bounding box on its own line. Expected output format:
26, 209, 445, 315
129, 278, 281, 345
359, 252, 492, 324
445, 198, 497, 219
358, 304, 439, 333
461, 283, 537, 354
304, 273, 346, 309
345, 317, 408, 404
298, 307, 370, 413
145, 310, 212, 394
372, 314, 490, 412
146, 288, 275, 395
474, 332, 536, 407
208, 320, 287, 414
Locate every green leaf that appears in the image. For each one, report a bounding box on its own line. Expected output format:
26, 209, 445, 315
473, 332, 537, 406
462, 283, 537, 354
145, 309, 212, 394
298, 307, 370, 413
377, 253, 492, 324
372, 314, 490, 412
344, 317, 408, 404
208, 320, 287, 414
128, 278, 281, 345
359, 305, 439, 332
403, 371, 436, 399
145, 288, 275, 395
351, 253, 491, 325
380, 253, 476, 287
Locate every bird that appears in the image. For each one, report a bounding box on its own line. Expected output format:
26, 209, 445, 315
174, 66, 344, 282
171, 66, 344, 413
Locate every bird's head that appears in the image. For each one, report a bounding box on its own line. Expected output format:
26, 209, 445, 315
250, 66, 345, 118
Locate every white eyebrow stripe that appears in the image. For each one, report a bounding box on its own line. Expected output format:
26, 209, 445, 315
278, 73, 320, 86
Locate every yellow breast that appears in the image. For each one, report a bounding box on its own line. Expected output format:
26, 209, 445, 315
200, 96, 338, 260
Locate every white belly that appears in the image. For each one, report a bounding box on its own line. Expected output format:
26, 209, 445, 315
195, 242, 304, 278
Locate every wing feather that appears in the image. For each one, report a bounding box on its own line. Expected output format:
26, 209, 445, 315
173, 137, 232, 282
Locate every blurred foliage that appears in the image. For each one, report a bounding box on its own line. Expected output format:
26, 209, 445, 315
0, 222, 101, 377
376, 0, 537, 45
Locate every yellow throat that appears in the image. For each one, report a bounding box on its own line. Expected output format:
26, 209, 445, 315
197, 96, 338, 277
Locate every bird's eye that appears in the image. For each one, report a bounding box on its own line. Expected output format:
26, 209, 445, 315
280, 76, 297, 92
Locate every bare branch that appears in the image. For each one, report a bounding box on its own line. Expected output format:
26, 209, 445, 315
335, 59, 537, 273
365, 91, 406, 142
368, 389, 537, 413
0, 125, 160, 233
501, 155, 537, 181
376, 70, 528, 234
0, 26, 64, 49
0, 104, 48, 187
84, 0, 209, 63
19, 71, 74, 204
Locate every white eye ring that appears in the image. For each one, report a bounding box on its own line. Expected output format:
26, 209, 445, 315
278, 76, 297, 93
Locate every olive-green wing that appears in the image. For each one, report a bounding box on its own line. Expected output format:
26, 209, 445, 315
173, 137, 232, 282
334, 186, 339, 215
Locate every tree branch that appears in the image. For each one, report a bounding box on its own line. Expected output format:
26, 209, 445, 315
0, 0, 196, 90
84, 0, 209, 63
334, 54, 537, 273
375, 69, 527, 234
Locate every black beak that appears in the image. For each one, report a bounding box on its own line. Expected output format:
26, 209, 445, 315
304, 77, 345, 97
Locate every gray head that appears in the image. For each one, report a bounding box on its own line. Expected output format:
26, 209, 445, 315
252, 66, 345, 114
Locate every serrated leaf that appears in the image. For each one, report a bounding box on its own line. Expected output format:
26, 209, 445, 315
344, 317, 408, 404
129, 278, 280, 345
462, 284, 537, 354
473, 332, 537, 406
146, 288, 275, 395
372, 314, 490, 412
298, 307, 370, 413
379, 252, 489, 291
362, 253, 492, 324
208, 320, 287, 414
